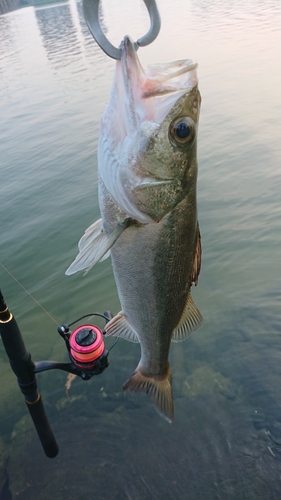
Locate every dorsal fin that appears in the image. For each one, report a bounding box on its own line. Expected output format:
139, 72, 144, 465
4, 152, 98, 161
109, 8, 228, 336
191, 222, 201, 286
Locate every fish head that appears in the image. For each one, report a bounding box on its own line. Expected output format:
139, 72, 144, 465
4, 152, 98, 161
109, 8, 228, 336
99, 36, 201, 223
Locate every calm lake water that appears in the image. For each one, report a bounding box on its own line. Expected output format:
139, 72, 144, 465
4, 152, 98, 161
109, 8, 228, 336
0, 0, 280, 498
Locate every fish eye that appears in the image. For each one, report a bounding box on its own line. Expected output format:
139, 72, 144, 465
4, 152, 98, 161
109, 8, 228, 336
169, 117, 195, 149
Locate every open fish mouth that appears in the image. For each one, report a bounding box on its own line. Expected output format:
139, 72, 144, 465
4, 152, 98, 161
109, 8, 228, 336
122, 36, 198, 124
142, 60, 198, 99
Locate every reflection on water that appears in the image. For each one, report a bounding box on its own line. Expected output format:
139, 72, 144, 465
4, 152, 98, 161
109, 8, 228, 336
0, 1, 280, 498
35, 4, 77, 69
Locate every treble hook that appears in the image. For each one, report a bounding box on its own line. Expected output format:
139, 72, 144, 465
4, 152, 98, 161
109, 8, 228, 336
83, 0, 161, 60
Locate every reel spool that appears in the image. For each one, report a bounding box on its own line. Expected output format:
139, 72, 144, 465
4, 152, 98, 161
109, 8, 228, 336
69, 324, 105, 370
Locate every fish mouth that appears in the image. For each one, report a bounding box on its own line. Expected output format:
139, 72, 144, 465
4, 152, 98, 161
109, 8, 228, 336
142, 61, 198, 99
120, 36, 198, 124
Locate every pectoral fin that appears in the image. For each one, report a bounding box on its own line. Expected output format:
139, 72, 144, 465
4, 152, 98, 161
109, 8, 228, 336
172, 293, 202, 342
65, 218, 132, 276
104, 311, 139, 343
78, 218, 103, 252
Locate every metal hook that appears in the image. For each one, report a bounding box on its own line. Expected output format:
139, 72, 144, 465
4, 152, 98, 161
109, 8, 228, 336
83, 0, 161, 60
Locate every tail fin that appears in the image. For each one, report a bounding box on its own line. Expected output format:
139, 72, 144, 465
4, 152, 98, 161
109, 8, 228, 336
123, 364, 174, 423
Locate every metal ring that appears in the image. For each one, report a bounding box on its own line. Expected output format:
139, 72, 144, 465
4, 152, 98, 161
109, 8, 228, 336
83, 0, 161, 60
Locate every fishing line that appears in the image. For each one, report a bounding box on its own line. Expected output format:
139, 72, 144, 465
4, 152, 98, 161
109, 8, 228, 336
0, 262, 60, 327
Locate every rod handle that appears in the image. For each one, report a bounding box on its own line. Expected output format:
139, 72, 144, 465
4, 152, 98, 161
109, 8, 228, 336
0, 290, 59, 458
25, 393, 59, 458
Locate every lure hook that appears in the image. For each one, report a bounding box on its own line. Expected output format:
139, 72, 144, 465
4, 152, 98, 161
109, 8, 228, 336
83, 0, 161, 60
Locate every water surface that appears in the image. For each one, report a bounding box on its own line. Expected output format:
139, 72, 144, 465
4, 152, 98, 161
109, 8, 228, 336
0, 1, 280, 498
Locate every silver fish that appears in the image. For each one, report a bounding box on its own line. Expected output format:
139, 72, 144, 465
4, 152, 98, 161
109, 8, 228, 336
66, 37, 202, 422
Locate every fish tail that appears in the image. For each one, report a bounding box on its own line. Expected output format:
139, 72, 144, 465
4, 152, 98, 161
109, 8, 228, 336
122, 364, 174, 423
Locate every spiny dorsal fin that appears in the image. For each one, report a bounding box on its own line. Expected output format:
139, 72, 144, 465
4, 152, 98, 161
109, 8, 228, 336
104, 311, 139, 343
65, 218, 132, 276
191, 222, 201, 286
172, 293, 202, 342
123, 364, 174, 423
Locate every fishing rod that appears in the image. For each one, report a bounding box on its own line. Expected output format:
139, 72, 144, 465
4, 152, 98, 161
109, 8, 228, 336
0, 289, 116, 458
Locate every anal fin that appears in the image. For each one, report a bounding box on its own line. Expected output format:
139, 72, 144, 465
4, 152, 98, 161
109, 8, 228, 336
104, 311, 139, 343
172, 293, 202, 342
123, 364, 174, 423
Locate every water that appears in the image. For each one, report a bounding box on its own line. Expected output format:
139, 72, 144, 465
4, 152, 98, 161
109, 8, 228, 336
0, 0, 280, 498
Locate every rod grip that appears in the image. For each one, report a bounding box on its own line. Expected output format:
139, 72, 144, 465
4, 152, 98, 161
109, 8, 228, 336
25, 394, 59, 458
0, 290, 59, 458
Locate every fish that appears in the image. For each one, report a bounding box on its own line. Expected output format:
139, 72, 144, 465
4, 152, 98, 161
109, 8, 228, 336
66, 36, 202, 422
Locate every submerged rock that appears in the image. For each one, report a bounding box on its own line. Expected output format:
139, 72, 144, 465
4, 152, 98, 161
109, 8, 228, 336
182, 365, 238, 400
